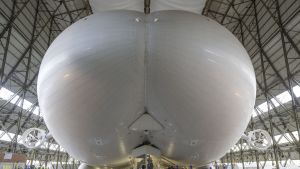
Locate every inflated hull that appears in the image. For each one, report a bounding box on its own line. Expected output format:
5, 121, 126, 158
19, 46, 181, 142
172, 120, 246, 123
37, 11, 256, 167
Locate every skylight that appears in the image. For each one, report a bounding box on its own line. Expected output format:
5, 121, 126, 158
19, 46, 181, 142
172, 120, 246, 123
0, 87, 40, 116
253, 86, 300, 117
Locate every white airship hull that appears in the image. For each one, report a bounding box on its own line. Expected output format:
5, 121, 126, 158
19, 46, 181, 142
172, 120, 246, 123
89, 0, 206, 14
37, 11, 256, 167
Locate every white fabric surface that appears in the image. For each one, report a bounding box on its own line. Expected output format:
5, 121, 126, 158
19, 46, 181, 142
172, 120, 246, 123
89, 0, 206, 14
151, 0, 206, 13
89, 0, 144, 12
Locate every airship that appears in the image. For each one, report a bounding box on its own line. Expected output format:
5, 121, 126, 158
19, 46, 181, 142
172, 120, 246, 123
23, 0, 260, 168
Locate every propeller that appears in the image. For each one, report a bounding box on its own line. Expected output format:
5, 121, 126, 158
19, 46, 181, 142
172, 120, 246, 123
21, 128, 51, 149
242, 129, 272, 151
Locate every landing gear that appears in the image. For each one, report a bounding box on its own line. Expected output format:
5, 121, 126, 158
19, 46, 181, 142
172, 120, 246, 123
136, 155, 154, 169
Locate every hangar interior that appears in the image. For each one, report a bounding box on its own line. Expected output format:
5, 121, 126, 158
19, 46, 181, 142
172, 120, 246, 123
0, 0, 299, 168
